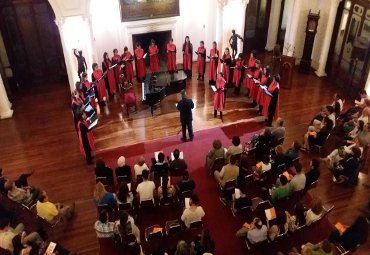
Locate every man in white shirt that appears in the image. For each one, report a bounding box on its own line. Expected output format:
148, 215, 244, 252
181, 194, 205, 228
136, 170, 155, 203
290, 163, 306, 192
247, 218, 268, 244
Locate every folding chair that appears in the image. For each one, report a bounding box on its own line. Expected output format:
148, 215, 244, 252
165, 219, 182, 236
145, 224, 163, 242
117, 202, 132, 214
117, 175, 130, 184
219, 178, 237, 206
189, 220, 203, 230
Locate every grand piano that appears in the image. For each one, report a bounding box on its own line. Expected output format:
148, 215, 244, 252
142, 70, 187, 116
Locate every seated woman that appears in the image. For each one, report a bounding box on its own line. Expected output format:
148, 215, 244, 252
205, 139, 225, 173
305, 159, 321, 189
284, 141, 301, 167
305, 197, 324, 226
329, 216, 369, 251
95, 159, 114, 186
93, 182, 116, 211
267, 210, 288, 241
356, 122, 370, 147
253, 128, 273, 160
181, 194, 205, 228
253, 155, 271, 180
226, 136, 243, 161
332, 146, 361, 184
115, 211, 140, 243
115, 156, 131, 182
271, 145, 286, 170
271, 175, 292, 202
346, 120, 364, 141
116, 182, 133, 205
332, 93, 344, 116
12, 231, 42, 255
134, 156, 149, 180
286, 202, 306, 232
151, 152, 169, 181
302, 117, 333, 151
358, 99, 370, 124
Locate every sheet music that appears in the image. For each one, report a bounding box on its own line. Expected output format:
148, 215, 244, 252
253, 79, 260, 84
88, 119, 98, 130
154, 151, 164, 162
111, 63, 118, 68
247, 74, 252, 79
143, 53, 148, 59
142, 82, 146, 101
127, 183, 131, 191
185, 197, 190, 209
171, 151, 184, 161
211, 85, 217, 92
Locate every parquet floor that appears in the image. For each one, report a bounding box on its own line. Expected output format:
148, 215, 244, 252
0, 60, 369, 254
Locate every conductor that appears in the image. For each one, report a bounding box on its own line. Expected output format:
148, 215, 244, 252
177, 90, 194, 142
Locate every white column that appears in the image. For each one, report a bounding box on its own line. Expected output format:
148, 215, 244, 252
265, 0, 282, 51
0, 73, 13, 119
315, 0, 342, 77
365, 71, 370, 95
283, 0, 302, 56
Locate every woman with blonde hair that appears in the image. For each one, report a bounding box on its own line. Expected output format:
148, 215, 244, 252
93, 182, 116, 211
205, 139, 225, 174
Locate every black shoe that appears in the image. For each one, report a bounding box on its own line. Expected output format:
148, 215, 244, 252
190, 136, 194, 141
181, 137, 187, 142
214, 110, 217, 118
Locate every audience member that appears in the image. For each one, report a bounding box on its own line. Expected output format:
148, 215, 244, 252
36, 190, 75, 224
94, 159, 114, 186
136, 169, 155, 203
192, 228, 215, 255
302, 117, 333, 151
323, 146, 348, 170
305, 197, 323, 226
0, 169, 34, 194
311, 105, 329, 124
301, 239, 333, 255
205, 139, 225, 173
286, 202, 306, 232
326, 105, 336, 127
93, 182, 116, 211
115, 211, 140, 243
176, 170, 195, 194
253, 155, 271, 180
271, 145, 286, 169
4, 179, 40, 206
226, 136, 243, 160
175, 240, 191, 255
151, 152, 169, 180
271, 117, 285, 141
236, 217, 268, 244
267, 210, 288, 241
356, 122, 370, 146
214, 154, 239, 187
250, 187, 271, 211
332, 93, 344, 116
254, 128, 273, 160
289, 163, 306, 192
134, 156, 149, 179
305, 159, 321, 189
181, 194, 205, 228
12, 234, 41, 255
271, 175, 291, 202
94, 209, 115, 238
115, 156, 132, 182
169, 149, 188, 175
332, 146, 361, 184
284, 141, 301, 167
329, 216, 369, 251
116, 181, 133, 205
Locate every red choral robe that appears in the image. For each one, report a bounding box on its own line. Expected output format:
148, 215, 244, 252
166, 43, 177, 71
249, 67, 262, 100
209, 48, 219, 81
92, 69, 107, 102
134, 48, 146, 79
112, 53, 122, 82
214, 77, 226, 112
243, 57, 256, 88
78, 120, 95, 157
262, 81, 280, 120
149, 44, 159, 73
122, 51, 134, 81
232, 58, 244, 86
222, 53, 231, 82
256, 74, 269, 106
102, 59, 117, 94
183, 42, 193, 71
82, 80, 97, 108
197, 46, 206, 75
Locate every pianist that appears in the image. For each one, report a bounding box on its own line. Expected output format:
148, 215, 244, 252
177, 90, 194, 142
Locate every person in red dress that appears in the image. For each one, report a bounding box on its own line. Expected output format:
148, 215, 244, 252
214, 72, 226, 119
112, 49, 122, 84
243, 50, 257, 89
91, 63, 107, 103
221, 47, 232, 83
182, 36, 193, 78
262, 75, 280, 126
248, 59, 262, 104
102, 52, 117, 96
134, 43, 146, 81
122, 46, 134, 84
256, 66, 271, 114
149, 39, 159, 74
209, 41, 219, 84
233, 53, 244, 94
166, 38, 177, 73
77, 112, 95, 164
195, 41, 206, 80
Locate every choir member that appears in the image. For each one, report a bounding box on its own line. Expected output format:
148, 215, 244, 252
166, 38, 177, 73
248, 59, 263, 104
91, 63, 107, 103
149, 39, 159, 74
209, 41, 219, 84
81, 72, 99, 113
221, 47, 232, 83
102, 52, 117, 96
71, 90, 84, 133
73, 49, 87, 79
256, 66, 271, 114
77, 112, 95, 164
229, 29, 244, 59
262, 75, 280, 127
243, 50, 257, 89
214, 72, 226, 119
182, 36, 193, 78
232, 53, 244, 94
134, 43, 146, 81
195, 41, 206, 80
122, 46, 134, 84
112, 49, 123, 84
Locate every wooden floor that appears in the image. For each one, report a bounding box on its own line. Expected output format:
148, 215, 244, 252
0, 60, 369, 254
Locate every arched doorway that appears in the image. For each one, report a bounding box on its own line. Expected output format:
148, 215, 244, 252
0, 0, 67, 92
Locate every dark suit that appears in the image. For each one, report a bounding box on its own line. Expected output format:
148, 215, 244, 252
177, 97, 194, 140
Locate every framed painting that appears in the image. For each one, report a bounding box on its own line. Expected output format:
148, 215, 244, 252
120, 0, 180, 22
